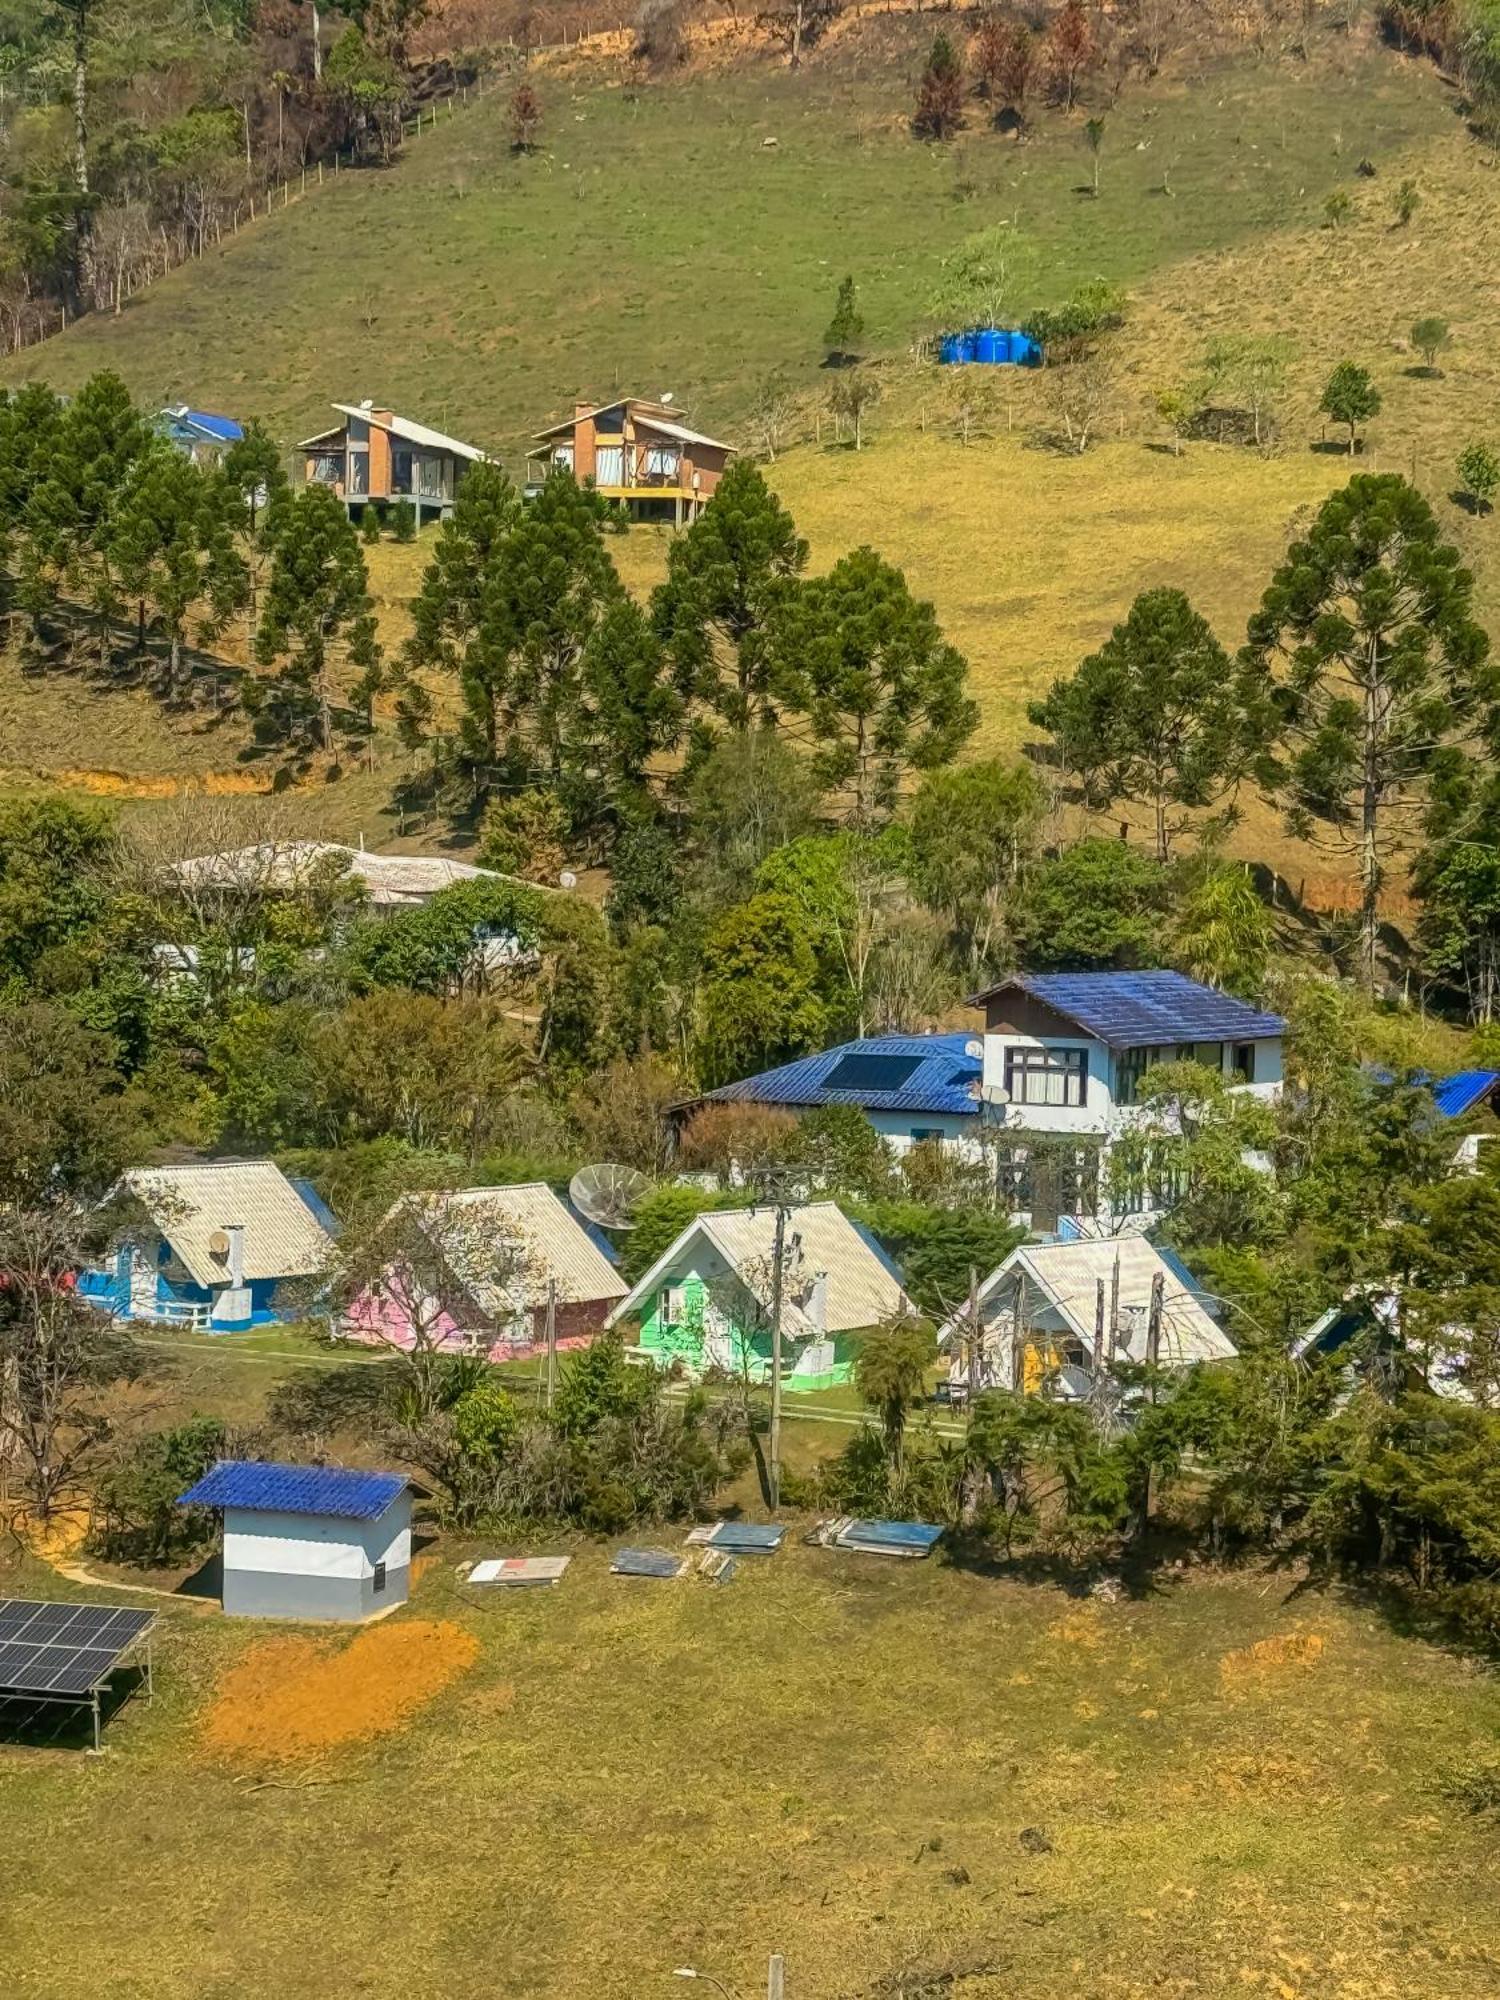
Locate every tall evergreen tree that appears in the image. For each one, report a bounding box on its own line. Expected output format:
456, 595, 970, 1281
110, 449, 247, 693
254, 483, 380, 755
1241, 474, 1495, 990
1029, 587, 1245, 862
652, 460, 808, 734
221, 417, 291, 648
772, 545, 978, 825
404, 461, 519, 778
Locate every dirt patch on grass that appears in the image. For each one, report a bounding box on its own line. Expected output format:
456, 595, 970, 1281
201, 1619, 479, 1763
1220, 1632, 1326, 1683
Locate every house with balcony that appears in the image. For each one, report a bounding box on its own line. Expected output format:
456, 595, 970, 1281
78, 1160, 339, 1332
529, 397, 733, 524
300, 400, 487, 523
968, 970, 1287, 1229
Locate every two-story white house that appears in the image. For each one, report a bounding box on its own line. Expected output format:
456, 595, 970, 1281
967, 970, 1286, 1230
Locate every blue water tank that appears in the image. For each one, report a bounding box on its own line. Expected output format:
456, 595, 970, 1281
1011, 330, 1043, 367
974, 328, 1005, 364
938, 333, 964, 366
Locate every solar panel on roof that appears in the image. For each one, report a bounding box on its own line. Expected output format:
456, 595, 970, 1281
823, 1053, 923, 1093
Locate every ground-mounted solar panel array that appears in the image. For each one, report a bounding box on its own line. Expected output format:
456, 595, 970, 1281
0, 1601, 155, 1697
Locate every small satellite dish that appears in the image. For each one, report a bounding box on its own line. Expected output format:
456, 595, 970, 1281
964, 1038, 984, 1061
559, 870, 578, 890
980, 1083, 1011, 1107
570, 1163, 652, 1231
208, 1228, 230, 1260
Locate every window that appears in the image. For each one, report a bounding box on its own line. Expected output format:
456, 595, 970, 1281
1233, 1042, 1256, 1083
372, 1560, 387, 1595
1114, 1046, 1160, 1107
392, 449, 413, 493
310, 452, 342, 487
641, 446, 680, 482
1003, 1045, 1088, 1108
595, 445, 624, 485
662, 1284, 687, 1324
348, 450, 368, 496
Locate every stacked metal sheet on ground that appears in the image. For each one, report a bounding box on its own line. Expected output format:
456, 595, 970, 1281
810, 1517, 944, 1558
468, 1557, 572, 1588
610, 1548, 690, 1579
684, 1522, 787, 1555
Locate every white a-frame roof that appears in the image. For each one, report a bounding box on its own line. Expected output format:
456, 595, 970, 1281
609, 1201, 907, 1339
937, 1236, 1233, 1369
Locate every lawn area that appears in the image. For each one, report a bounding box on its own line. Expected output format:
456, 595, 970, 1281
1, 1535, 1498, 1999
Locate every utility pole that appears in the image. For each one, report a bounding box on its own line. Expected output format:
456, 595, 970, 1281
965, 1264, 980, 1401
768, 1203, 786, 1513
544, 1277, 557, 1414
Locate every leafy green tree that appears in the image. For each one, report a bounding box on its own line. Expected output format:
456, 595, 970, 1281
1197, 333, 1291, 449
756, 828, 906, 1037
0, 383, 65, 575
254, 482, 380, 754
698, 891, 828, 1088
1014, 838, 1169, 970
772, 546, 978, 825
477, 788, 567, 881
1323, 188, 1353, 229
347, 878, 544, 995
853, 1312, 937, 1473
654, 460, 808, 735
0, 1001, 142, 1203
575, 596, 684, 794
858, 1201, 1023, 1318
1240, 473, 1494, 989
94, 1416, 229, 1565
1107, 1059, 1283, 1250
554, 1328, 655, 1436
685, 729, 823, 901
1319, 359, 1381, 453
828, 369, 881, 452
1456, 439, 1500, 515
906, 758, 1046, 971
1172, 857, 1272, 997
913, 32, 965, 140
110, 450, 246, 692
1029, 587, 1244, 862
607, 812, 682, 935
1414, 772, 1500, 1020
824, 274, 864, 364
1390, 1168, 1500, 1406
0, 794, 120, 989
789, 1101, 894, 1199
1411, 314, 1449, 372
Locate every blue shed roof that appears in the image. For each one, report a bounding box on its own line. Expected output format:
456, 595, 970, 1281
178, 1460, 408, 1520
1430, 1069, 1500, 1119
700, 1033, 980, 1117
969, 971, 1286, 1050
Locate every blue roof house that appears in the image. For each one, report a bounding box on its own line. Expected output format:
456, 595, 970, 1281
156, 405, 244, 465
693, 1032, 983, 1153
177, 1461, 413, 1621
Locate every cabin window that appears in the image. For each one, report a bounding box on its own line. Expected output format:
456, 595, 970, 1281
348, 450, 368, 495
372, 1561, 387, 1594
392, 449, 413, 493
641, 446, 680, 481
310, 452, 342, 486
1004, 1045, 1088, 1108
595, 446, 624, 485
1114, 1047, 1164, 1106
1233, 1042, 1256, 1083
662, 1285, 688, 1324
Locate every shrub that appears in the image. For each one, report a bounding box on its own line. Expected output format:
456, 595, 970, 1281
477, 788, 568, 881
1457, 439, 1500, 514
360, 506, 383, 543
389, 498, 417, 543
91, 1416, 232, 1567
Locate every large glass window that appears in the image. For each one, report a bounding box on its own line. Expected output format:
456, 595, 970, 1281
1004, 1045, 1088, 1108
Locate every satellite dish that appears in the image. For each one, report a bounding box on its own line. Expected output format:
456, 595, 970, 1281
980, 1083, 1011, 1106
570, 1163, 652, 1231
559, 870, 578, 890
208, 1228, 230, 1260
964, 1038, 984, 1061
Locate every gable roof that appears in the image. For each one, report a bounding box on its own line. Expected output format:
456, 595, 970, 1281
1429, 1069, 1500, 1119
159, 406, 243, 444
167, 840, 543, 908
178, 1460, 407, 1520
398, 1184, 628, 1316
939, 1235, 1234, 1367
119, 1161, 337, 1288
968, 971, 1286, 1051
609, 1200, 908, 1340
696, 1033, 980, 1119
299, 404, 488, 461
533, 399, 734, 452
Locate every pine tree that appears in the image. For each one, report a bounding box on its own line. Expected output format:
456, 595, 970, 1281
772, 545, 979, 825
220, 417, 290, 650
1029, 588, 1244, 862
652, 458, 809, 732
110, 449, 247, 695
913, 32, 965, 141
405, 461, 519, 781
824, 275, 864, 365
255, 483, 380, 756
1241, 473, 1496, 990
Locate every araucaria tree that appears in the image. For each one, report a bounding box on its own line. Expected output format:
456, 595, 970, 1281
1030, 587, 1244, 861
110, 449, 247, 694
652, 459, 808, 733
255, 483, 381, 755
1320, 360, 1381, 454
913, 33, 965, 140
772, 545, 978, 825
1240, 473, 1496, 990
405, 461, 520, 778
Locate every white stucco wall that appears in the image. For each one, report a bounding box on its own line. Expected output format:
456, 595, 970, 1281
222, 1500, 412, 1582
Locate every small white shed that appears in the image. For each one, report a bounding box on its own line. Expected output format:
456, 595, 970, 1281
177, 1460, 413, 1622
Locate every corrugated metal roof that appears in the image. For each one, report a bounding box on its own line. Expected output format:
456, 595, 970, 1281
968, 971, 1285, 1050
121, 1161, 337, 1288
533, 399, 734, 452
1431, 1070, 1500, 1118
168, 841, 544, 907
611, 1201, 908, 1339
160, 406, 243, 442
178, 1460, 407, 1519
328, 403, 488, 461
401, 1184, 627, 1315
941, 1235, 1234, 1368
700, 1034, 980, 1117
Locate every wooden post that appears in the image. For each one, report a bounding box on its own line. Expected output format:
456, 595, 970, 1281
1146, 1270, 1163, 1373
318, 160, 324, 184
1092, 1277, 1106, 1373
966, 1264, 981, 1400
768, 1201, 786, 1513
544, 1277, 558, 1413
767, 1957, 785, 2000
1107, 1251, 1121, 1362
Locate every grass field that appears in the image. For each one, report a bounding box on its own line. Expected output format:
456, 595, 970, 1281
3, 1520, 1499, 1998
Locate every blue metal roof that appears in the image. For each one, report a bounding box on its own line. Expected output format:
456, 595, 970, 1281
1431, 1069, 1500, 1119
701, 1033, 980, 1117
970, 972, 1286, 1051
177, 1460, 408, 1520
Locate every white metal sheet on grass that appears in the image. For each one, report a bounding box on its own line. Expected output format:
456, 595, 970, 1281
468, 1557, 571, 1587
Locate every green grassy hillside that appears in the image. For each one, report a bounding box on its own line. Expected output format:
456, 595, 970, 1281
7, 22, 1450, 456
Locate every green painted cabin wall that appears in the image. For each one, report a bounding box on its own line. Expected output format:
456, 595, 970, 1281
634, 1271, 854, 1391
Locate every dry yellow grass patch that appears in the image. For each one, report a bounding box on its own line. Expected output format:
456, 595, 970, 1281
1220, 1631, 1327, 1682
